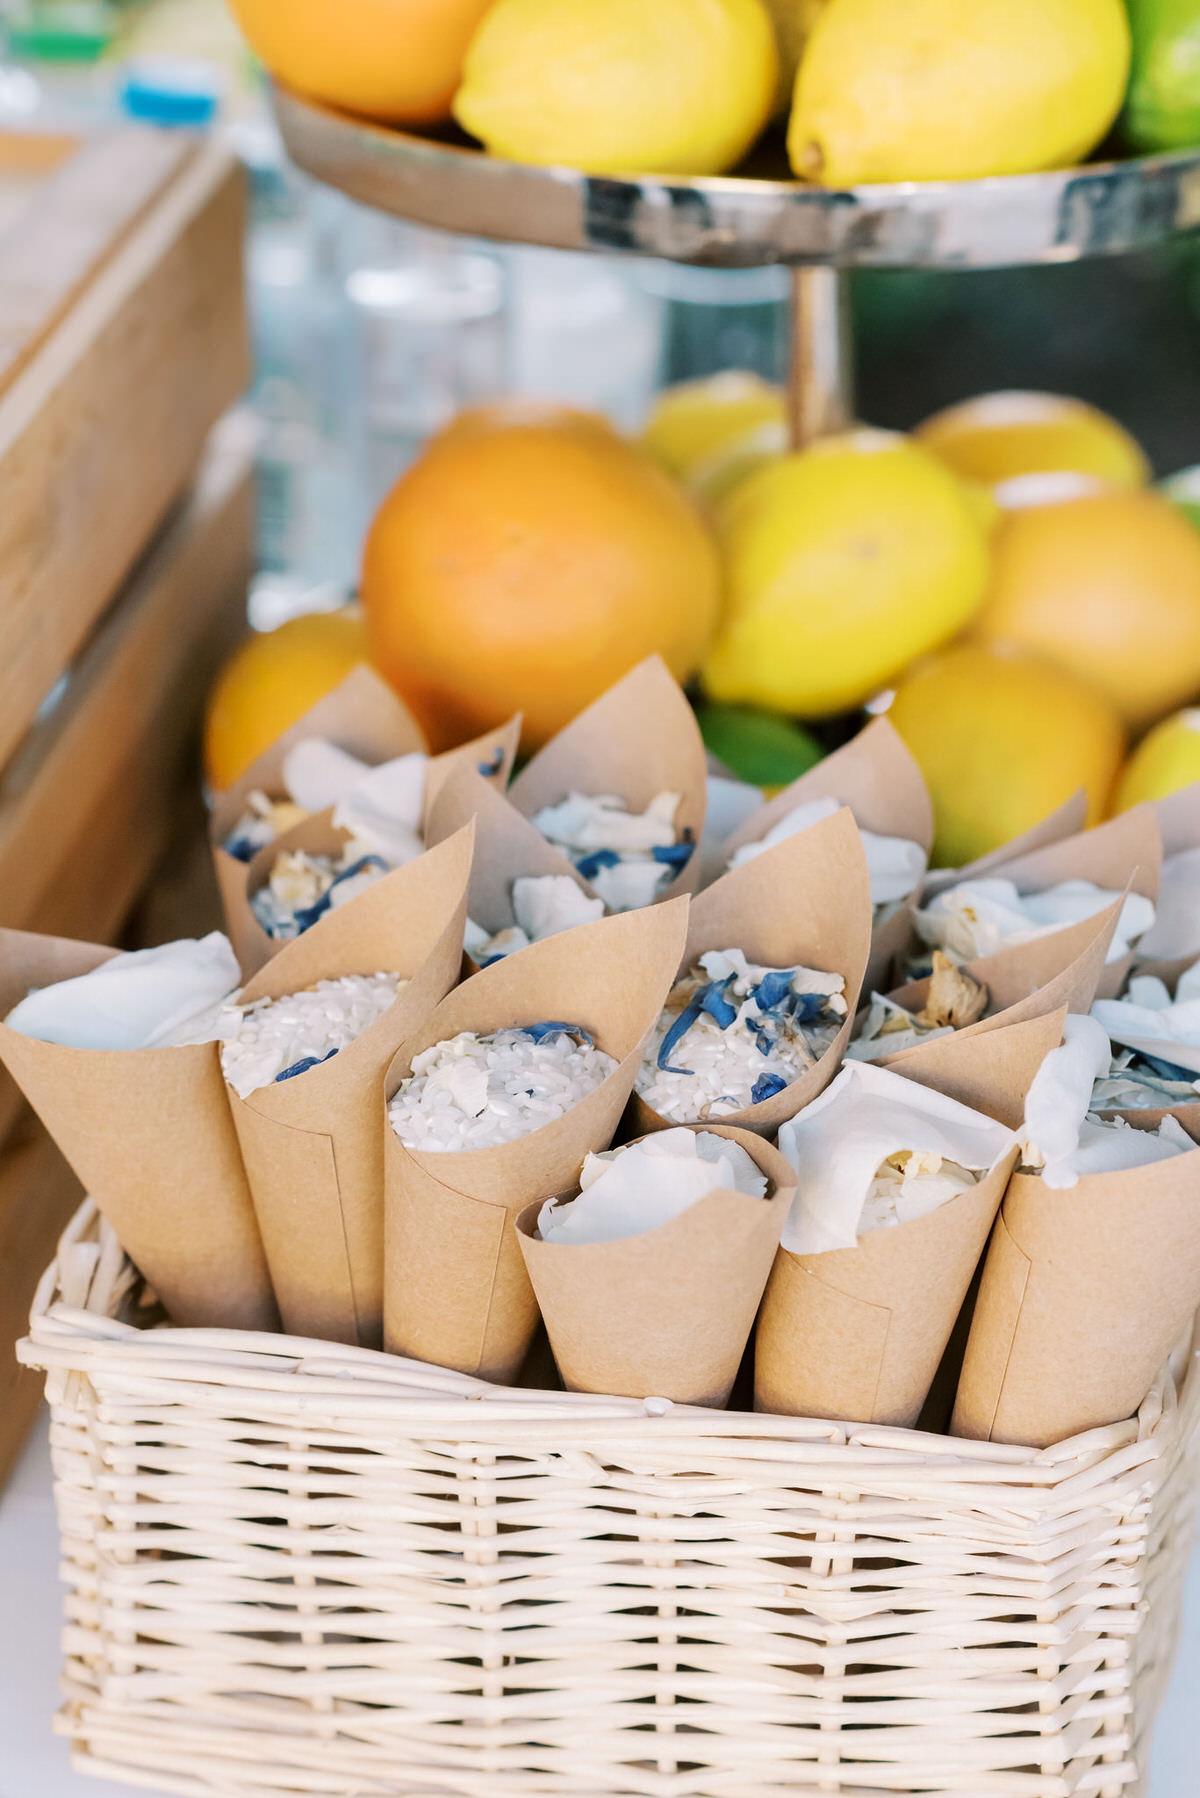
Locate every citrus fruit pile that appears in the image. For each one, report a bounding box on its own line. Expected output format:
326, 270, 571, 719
228, 0, 1197, 184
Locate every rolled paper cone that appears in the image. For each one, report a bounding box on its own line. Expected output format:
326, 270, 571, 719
952, 1124, 1200, 1448
876, 1008, 1069, 1130
974, 805, 1162, 1000
230, 811, 351, 980
0, 928, 277, 1332
755, 1144, 1020, 1428
886, 892, 1122, 1027
921, 790, 1089, 899
422, 716, 523, 817
516, 1126, 796, 1408
506, 656, 709, 902
714, 717, 934, 993
383, 899, 691, 1386
631, 807, 872, 1138
226, 826, 474, 1350
425, 762, 595, 954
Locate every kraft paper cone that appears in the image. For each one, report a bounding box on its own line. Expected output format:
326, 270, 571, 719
227, 827, 474, 1350
755, 1145, 1019, 1428
516, 1126, 795, 1408
631, 808, 872, 1138
0, 928, 277, 1332
755, 1016, 1048, 1426
507, 657, 708, 902
383, 899, 691, 1385
876, 902, 1122, 1091
715, 718, 934, 993
425, 762, 595, 940
979, 805, 1162, 1000
952, 1122, 1200, 1448
921, 791, 1089, 898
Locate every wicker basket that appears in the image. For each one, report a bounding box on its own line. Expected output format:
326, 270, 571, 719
19, 1202, 1200, 1798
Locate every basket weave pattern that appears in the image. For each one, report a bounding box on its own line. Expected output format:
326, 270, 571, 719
20, 1203, 1200, 1798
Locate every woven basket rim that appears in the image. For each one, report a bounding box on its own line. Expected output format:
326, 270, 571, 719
19, 1198, 1193, 1482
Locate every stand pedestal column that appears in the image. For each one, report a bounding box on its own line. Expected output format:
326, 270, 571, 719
788, 266, 854, 447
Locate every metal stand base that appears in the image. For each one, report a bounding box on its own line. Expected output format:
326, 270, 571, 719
788, 268, 854, 447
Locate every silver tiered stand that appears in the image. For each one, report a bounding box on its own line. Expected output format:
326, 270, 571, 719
272, 84, 1200, 444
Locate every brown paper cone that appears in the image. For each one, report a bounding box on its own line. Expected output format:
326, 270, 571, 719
425, 762, 594, 937
630, 808, 872, 1138
516, 1126, 795, 1408
921, 790, 1089, 898
0, 929, 277, 1332
506, 657, 708, 901
952, 1124, 1200, 1448
714, 718, 934, 993
383, 899, 691, 1385
875, 1008, 1068, 1130
227, 826, 474, 1350
978, 805, 1163, 1000
755, 1145, 1019, 1428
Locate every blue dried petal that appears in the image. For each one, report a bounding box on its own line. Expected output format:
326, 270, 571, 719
751, 1073, 788, 1106
575, 848, 621, 882
657, 994, 704, 1073
478, 746, 506, 777
519, 1021, 594, 1047
274, 1048, 339, 1083
700, 981, 738, 1029
793, 991, 835, 1025
291, 855, 391, 935
652, 840, 696, 870
754, 969, 797, 1011
225, 836, 258, 864
1139, 1052, 1197, 1083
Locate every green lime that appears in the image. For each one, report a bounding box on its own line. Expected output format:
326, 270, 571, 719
695, 702, 824, 790
1125, 0, 1200, 153
1160, 464, 1200, 531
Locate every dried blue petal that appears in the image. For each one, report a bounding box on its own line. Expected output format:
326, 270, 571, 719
657, 994, 704, 1073
754, 969, 797, 1011
478, 746, 505, 777
274, 1048, 339, 1083
519, 1021, 594, 1047
651, 840, 696, 870
289, 890, 335, 934
1140, 1052, 1197, 1083
793, 991, 834, 1025
575, 848, 621, 882
226, 836, 258, 864
700, 981, 738, 1029
751, 1073, 788, 1106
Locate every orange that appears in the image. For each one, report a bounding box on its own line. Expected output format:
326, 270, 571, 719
974, 486, 1200, 730
888, 642, 1125, 868
228, 0, 496, 126
362, 403, 722, 751
204, 611, 369, 793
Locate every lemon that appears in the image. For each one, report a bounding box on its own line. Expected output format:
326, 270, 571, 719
788, 0, 1131, 185
695, 701, 824, 789
1125, 0, 1200, 152
642, 373, 788, 507
974, 487, 1200, 731
454, 0, 778, 176
888, 643, 1126, 868
1116, 710, 1200, 810
702, 430, 991, 719
204, 611, 370, 793
918, 391, 1149, 494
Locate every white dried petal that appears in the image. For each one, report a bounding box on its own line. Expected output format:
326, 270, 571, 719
220, 973, 403, 1099
389, 1025, 618, 1153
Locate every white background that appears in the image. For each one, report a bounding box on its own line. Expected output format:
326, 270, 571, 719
2, 1413, 1197, 1797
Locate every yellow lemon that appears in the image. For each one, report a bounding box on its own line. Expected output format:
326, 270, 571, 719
918, 391, 1150, 494
788, 0, 1131, 184
703, 429, 990, 719
204, 611, 370, 793
1116, 709, 1200, 810
641, 372, 788, 507
889, 643, 1126, 868
453, 0, 778, 176
974, 486, 1200, 731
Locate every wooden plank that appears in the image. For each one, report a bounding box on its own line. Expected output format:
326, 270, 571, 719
0, 1113, 83, 1491
0, 138, 251, 769
0, 412, 255, 1145
0, 130, 194, 397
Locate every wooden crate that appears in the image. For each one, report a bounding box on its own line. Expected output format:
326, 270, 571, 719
0, 127, 251, 770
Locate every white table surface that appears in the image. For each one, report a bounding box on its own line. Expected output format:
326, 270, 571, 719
2, 1410, 1198, 1798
